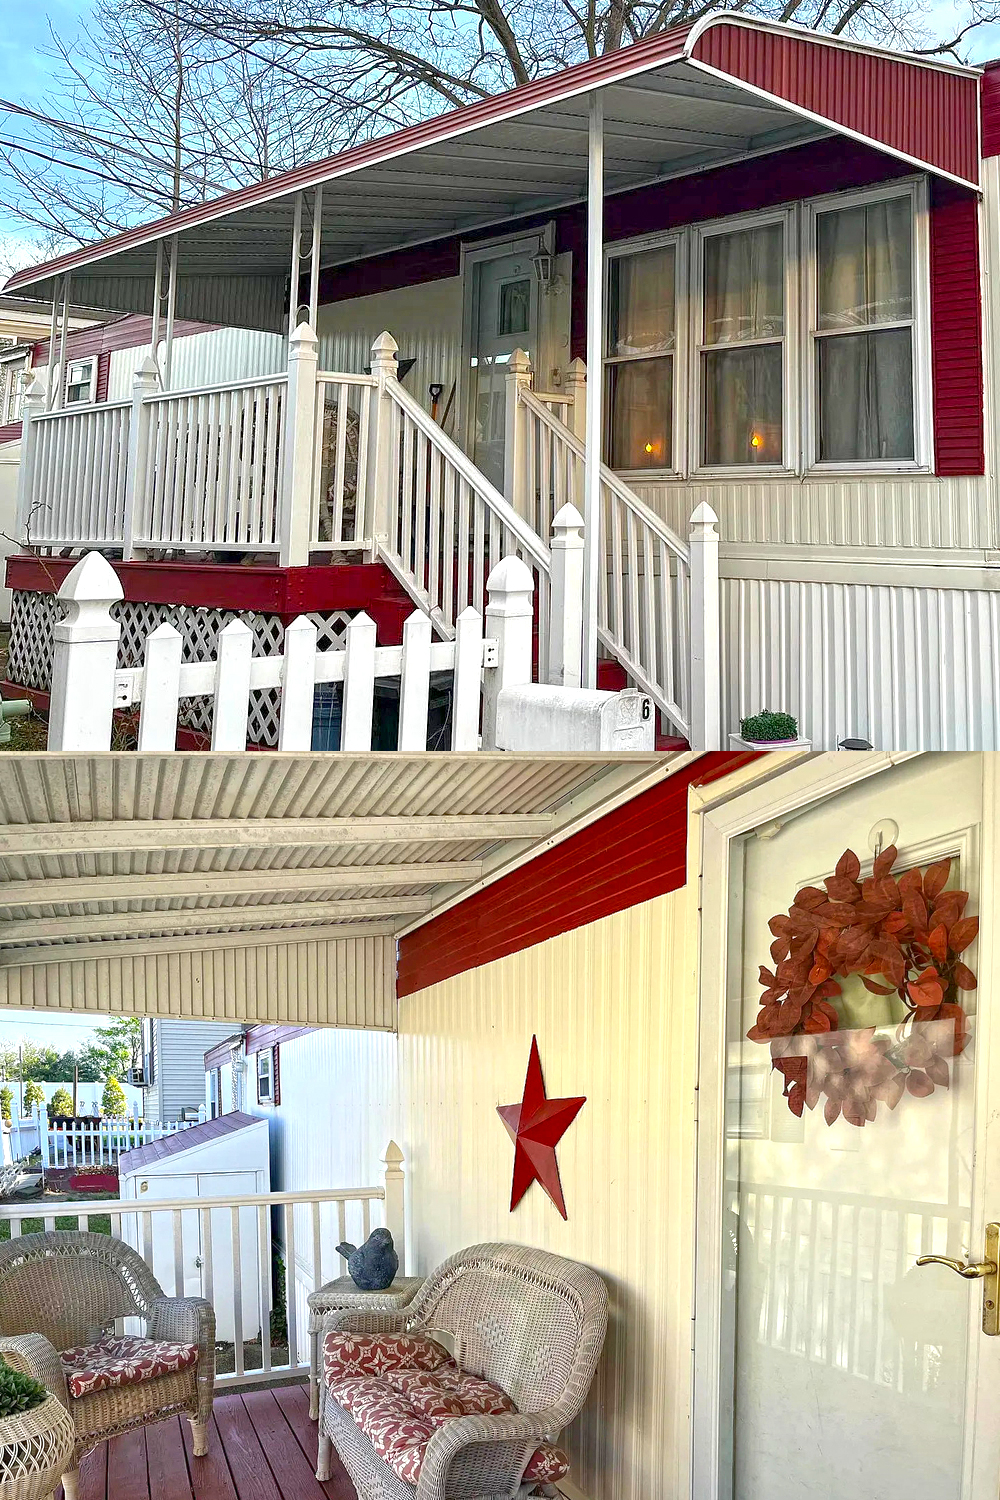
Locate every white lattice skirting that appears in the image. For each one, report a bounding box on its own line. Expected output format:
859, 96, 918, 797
7, 591, 355, 746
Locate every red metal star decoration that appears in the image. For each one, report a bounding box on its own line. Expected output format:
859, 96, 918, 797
497, 1036, 586, 1220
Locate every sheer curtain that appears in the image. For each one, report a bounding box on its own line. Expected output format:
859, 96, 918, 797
605, 244, 675, 469
816, 197, 914, 461
702, 223, 784, 465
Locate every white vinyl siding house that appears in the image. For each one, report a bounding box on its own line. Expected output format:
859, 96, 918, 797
140, 1018, 242, 1122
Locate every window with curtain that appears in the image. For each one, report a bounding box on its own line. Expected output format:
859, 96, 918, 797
700, 221, 784, 467
814, 194, 914, 462
604, 243, 675, 469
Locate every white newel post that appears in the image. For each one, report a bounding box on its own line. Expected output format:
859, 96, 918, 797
382, 1141, 405, 1271
366, 331, 399, 559
563, 358, 588, 442
689, 501, 721, 752
122, 357, 159, 560
49, 552, 124, 751
548, 503, 584, 688
481, 555, 535, 750
503, 349, 532, 516
280, 322, 320, 568
14, 378, 45, 542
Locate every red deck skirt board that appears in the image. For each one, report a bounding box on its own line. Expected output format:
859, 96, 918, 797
690, 23, 979, 187
4, 556, 414, 638
396, 751, 757, 997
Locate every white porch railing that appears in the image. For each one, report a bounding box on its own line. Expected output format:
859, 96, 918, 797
506, 358, 697, 739
0, 1145, 406, 1386
311, 372, 377, 550
136, 375, 287, 552
22, 400, 132, 548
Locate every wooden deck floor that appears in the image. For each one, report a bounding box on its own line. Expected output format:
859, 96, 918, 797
57, 1386, 357, 1500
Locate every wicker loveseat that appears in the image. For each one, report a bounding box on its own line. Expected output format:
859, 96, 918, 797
0, 1232, 215, 1499
315, 1242, 608, 1500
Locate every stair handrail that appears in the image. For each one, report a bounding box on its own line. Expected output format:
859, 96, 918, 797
517, 384, 689, 563
385, 376, 551, 573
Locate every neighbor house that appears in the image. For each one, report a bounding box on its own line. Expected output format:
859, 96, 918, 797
0, 746, 990, 1500
136, 1016, 244, 1122
1, 19, 996, 748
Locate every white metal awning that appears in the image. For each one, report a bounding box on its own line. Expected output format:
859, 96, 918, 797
2, 16, 979, 330
0, 751, 677, 1024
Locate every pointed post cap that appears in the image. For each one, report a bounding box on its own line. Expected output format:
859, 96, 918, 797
23, 376, 46, 403
383, 1140, 404, 1167
57, 551, 124, 605
551, 502, 584, 539
507, 349, 532, 378
564, 357, 587, 382
690, 500, 720, 534
486, 554, 535, 603
290, 320, 319, 349
370, 331, 398, 375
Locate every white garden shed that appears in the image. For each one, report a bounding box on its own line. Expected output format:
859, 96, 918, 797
118, 1112, 270, 1344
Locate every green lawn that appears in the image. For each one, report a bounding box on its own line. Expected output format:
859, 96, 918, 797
0, 1211, 113, 1240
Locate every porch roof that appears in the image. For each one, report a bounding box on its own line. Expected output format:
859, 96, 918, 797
3, 15, 980, 331
0, 751, 675, 1021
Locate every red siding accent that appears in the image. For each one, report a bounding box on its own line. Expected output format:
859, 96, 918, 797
244, 1023, 313, 1055
692, 22, 979, 186
31, 314, 215, 369
95, 351, 111, 404
0, 421, 22, 444
4, 555, 413, 638
982, 64, 1000, 158
929, 179, 984, 475
396, 752, 757, 997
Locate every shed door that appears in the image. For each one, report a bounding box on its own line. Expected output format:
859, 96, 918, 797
704, 754, 1000, 1500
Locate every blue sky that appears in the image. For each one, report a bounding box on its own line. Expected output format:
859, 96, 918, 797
0, 1008, 102, 1052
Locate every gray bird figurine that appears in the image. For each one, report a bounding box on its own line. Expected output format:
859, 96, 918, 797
337, 1227, 399, 1291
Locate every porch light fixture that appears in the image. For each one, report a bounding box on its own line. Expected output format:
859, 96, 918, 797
531, 248, 555, 291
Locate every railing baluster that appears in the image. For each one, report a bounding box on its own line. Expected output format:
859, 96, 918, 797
259, 1203, 272, 1374
172, 1208, 185, 1297
231, 1205, 244, 1377
283, 1202, 298, 1371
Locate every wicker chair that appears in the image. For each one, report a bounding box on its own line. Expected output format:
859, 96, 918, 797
0, 1232, 215, 1500
316, 1242, 608, 1500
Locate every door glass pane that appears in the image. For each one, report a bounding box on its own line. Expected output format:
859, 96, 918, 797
817, 196, 912, 330
704, 224, 784, 345
818, 328, 913, 462
498, 278, 531, 336
726, 810, 978, 1500
703, 345, 782, 466
608, 246, 675, 357
606, 356, 672, 469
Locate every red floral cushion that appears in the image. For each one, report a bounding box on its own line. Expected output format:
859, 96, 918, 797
59, 1335, 198, 1400
322, 1331, 452, 1383
326, 1356, 570, 1488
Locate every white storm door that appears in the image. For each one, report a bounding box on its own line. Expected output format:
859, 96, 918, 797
694, 752, 1000, 1500
467, 247, 538, 489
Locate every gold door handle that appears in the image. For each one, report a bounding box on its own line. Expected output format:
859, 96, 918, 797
916, 1223, 1000, 1334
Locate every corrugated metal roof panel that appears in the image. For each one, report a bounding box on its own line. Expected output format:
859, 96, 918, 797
119, 1110, 263, 1173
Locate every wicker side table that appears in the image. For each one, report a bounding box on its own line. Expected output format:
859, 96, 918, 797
307, 1275, 424, 1419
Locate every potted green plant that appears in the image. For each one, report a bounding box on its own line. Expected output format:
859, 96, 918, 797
730, 710, 811, 751
0, 1364, 75, 1500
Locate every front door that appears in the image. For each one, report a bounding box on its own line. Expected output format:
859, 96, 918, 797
697, 754, 1000, 1500
467, 247, 538, 489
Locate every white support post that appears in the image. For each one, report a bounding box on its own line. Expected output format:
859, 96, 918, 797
689, 501, 721, 752
564, 358, 588, 442
341, 611, 377, 749
481, 555, 535, 751
278, 614, 318, 751
211, 618, 254, 751
366, 332, 399, 559
14, 379, 45, 542
48, 552, 124, 751
503, 349, 532, 514
382, 1141, 405, 1270
397, 609, 432, 751
289, 192, 303, 337
582, 92, 604, 690
451, 606, 484, 751
137, 622, 183, 751
55, 274, 71, 411
308, 185, 323, 329
122, 356, 160, 561
548, 502, 585, 688
163, 236, 178, 391
279, 322, 320, 567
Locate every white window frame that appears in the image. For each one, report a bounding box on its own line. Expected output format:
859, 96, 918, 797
0, 357, 27, 426
690, 205, 799, 478
603, 230, 687, 478
802, 177, 931, 475
256, 1047, 274, 1103
64, 356, 97, 406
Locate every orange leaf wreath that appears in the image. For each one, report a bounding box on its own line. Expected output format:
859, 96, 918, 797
749, 845, 977, 1127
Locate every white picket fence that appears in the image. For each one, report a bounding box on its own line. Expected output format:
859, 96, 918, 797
43, 1115, 198, 1169
0, 1144, 406, 1386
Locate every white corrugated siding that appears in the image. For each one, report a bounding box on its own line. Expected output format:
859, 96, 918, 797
397, 885, 698, 1500
0, 934, 397, 1028
317, 278, 464, 433
720, 575, 1000, 749
107, 327, 287, 401
631, 474, 992, 550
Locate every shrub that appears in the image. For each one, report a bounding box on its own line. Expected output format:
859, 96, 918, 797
47, 1088, 74, 1123
0, 1088, 11, 1125
740, 709, 799, 744
0, 1364, 48, 1420
21, 1081, 45, 1115
101, 1077, 127, 1117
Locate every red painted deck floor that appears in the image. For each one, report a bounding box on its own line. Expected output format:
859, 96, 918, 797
56, 1386, 357, 1500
